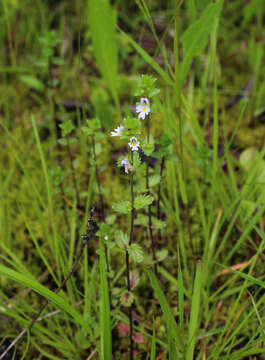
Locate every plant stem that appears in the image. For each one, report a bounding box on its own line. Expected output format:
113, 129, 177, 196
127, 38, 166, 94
145, 114, 157, 273
0, 211, 96, 360
125, 151, 135, 360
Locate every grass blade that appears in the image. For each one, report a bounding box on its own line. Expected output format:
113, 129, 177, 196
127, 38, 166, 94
186, 262, 202, 360
146, 269, 183, 352
88, 0, 119, 110
180, 0, 223, 86
99, 237, 112, 359
119, 29, 174, 86
150, 320, 156, 360
0, 264, 89, 332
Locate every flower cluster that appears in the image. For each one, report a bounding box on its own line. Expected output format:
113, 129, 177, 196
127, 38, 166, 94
110, 97, 151, 174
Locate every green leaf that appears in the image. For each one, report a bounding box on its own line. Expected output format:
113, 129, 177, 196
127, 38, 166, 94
239, 147, 258, 172
115, 230, 129, 249
106, 214, 116, 225
122, 117, 142, 139
149, 174, 161, 187
157, 134, 173, 148
112, 200, 132, 214
135, 74, 160, 98
142, 142, 154, 156
96, 223, 112, 240
134, 194, 154, 210
152, 218, 166, 230
82, 127, 94, 136
88, 0, 118, 105
156, 249, 168, 262
87, 118, 101, 131
133, 151, 141, 171
180, 0, 224, 86
19, 75, 45, 92
128, 243, 144, 263
59, 120, 75, 137
134, 214, 148, 227
49, 166, 65, 186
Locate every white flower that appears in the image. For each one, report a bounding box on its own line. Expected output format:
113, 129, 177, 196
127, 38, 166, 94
111, 125, 124, 137
136, 98, 150, 120
121, 158, 132, 174
128, 137, 140, 151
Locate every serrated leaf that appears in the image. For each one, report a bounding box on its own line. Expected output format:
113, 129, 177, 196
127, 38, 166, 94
135, 75, 160, 99
149, 174, 161, 187
115, 230, 129, 249
152, 218, 166, 230
142, 142, 154, 156
134, 194, 154, 210
128, 244, 144, 263
57, 138, 67, 146
156, 249, 168, 262
122, 117, 142, 138
112, 200, 132, 214
134, 214, 148, 227
106, 214, 116, 225
133, 151, 141, 171
142, 136, 155, 156
82, 127, 93, 136
180, 0, 224, 86
59, 120, 75, 137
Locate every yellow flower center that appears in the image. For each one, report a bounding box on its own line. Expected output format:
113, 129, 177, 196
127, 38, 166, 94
142, 107, 146, 111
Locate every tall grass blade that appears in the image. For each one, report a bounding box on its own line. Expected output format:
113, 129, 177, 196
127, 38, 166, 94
180, 0, 223, 86
119, 29, 174, 86
186, 262, 202, 360
0, 264, 89, 331
88, 0, 119, 109
150, 320, 156, 360
99, 237, 112, 360
146, 269, 183, 351
177, 250, 185, 332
